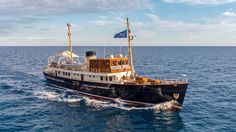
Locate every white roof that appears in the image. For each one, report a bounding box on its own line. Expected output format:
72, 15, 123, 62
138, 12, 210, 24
55, 50, 79, 58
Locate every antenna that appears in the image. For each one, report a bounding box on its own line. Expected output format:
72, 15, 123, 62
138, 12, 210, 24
103, 45, 106, 58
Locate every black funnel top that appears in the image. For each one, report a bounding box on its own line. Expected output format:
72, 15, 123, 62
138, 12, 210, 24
86, 51, 96, 57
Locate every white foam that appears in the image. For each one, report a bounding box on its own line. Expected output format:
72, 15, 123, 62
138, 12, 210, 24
61, 96, 82, 103
33, 88, 177, 111
84, 96, 176, 111
33, 90, 82, 103
84, 97, 116, 109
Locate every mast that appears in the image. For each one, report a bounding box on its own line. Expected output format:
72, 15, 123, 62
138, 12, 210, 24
67, 23, 73, 64
126, 18, 134, 77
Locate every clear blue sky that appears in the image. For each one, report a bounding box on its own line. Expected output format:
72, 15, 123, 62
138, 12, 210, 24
0, 0, 236, 46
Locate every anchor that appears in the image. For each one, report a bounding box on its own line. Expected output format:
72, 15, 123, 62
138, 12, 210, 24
173, 93, 180, 101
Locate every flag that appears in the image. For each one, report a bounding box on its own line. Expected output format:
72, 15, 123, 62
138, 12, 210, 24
114, 29, 127, 38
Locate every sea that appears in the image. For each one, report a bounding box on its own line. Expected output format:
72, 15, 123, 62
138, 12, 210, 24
0, 46, 235, 131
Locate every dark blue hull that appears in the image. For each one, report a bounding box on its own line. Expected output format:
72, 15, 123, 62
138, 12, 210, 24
43, 72, 188, 107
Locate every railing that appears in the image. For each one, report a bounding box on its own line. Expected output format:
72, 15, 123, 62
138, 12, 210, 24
160, 79, 188, 85
155, 74, 188, 84
131, 74, 188, 85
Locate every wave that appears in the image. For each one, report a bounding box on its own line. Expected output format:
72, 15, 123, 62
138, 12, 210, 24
84, 97, 176, 111
33, 90, 82, 103
0, 72, 176, 111
33, 88, 176, 111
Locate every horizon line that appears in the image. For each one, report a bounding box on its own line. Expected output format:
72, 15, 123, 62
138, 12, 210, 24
1, 45, 236, 47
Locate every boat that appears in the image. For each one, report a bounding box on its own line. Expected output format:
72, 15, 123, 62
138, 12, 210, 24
43, 18, 188, 110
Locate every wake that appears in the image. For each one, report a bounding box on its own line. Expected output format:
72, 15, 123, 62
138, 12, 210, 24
33, 87, 177, 111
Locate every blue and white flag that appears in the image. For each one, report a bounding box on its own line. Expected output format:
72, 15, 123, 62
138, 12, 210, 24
114, 29, 127, 38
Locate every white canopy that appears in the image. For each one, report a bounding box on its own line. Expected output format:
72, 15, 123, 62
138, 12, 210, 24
55, 50, 79, 58
48, 50, 86, 66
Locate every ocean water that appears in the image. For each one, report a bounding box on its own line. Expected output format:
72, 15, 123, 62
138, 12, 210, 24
0, 46, 235, 131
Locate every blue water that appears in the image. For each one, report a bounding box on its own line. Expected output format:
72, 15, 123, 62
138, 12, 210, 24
0, 47, 235, 131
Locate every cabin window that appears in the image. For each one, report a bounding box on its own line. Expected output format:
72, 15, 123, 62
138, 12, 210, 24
58, 71, 60, 74
89, 75, 91, 78
109, 76, 112, 81
68, 73, 70, 76
93, 75, 95, 78
106, 76, 108, 81
74, 73, 76, 76
111, 61, 117, 66
63, 72, 65, 75
100, 76, 103, 81
121, 61, 125, 65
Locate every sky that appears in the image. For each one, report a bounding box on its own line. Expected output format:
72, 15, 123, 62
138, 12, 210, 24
0, 0, 236, 46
